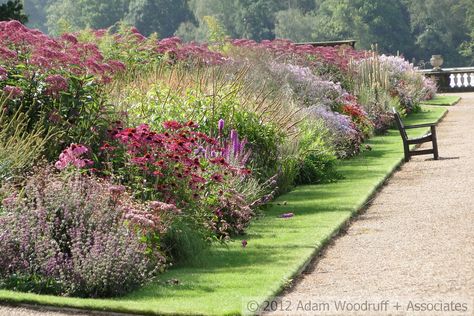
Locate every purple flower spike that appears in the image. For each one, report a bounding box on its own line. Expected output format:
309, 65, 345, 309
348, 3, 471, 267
230, 129, 239, 155
279, 212, 294, 218
218, 119, 225, 134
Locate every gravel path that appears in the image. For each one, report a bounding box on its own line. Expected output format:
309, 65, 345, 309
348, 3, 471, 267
0, 305, 89, 316
2, 95, 473, 315
268, 93, 474, 315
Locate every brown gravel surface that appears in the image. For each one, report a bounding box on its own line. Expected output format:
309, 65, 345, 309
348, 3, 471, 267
0, 305, 90, 316
268, 93, 474, 315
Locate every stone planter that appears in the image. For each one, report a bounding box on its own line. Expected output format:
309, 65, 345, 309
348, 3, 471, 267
430, 54, 443, 70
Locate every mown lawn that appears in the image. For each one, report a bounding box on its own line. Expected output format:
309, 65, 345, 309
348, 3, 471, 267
421, 94, 461, 106
0, 105, 448, 316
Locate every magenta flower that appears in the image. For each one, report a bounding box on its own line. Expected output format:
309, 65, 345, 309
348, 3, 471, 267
45, 74, 68, 95
2, 85, 23, 98
0, 67, 7, 80
0, 47, 17, 60
242, 240, 248, 247
210, 173, 224, 183
279, 212, 294, 218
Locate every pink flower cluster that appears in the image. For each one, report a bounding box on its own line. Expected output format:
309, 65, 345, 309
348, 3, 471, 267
156, 37, 226, 65
44, 74, 68, 95
2, 85, 23, 99
0, 66, 8, 80
0, 20, 126, 81
231, 38, 367, 70
55, 143, 93, 170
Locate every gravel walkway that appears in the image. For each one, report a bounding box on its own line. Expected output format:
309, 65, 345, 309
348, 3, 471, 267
268, 93, 474, 315
1, 95, 473, 315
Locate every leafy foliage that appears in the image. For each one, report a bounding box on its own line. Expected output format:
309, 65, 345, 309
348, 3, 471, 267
0, 0, 28, 23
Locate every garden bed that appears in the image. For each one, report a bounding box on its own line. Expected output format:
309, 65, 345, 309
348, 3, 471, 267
0, 105, 448, 316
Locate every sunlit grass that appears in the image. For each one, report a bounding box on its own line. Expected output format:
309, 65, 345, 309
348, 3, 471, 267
421, 95, 460, 106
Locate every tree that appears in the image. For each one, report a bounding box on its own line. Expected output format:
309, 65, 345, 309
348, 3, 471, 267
23, 0, 52, 31
309, 0, 414, 57
0, 0, 28, 23
125, 0, 193, 37
274, 9, 316, 42
45, 0, 130, 34
404, 0, 471, 66
231, 0, 285, 41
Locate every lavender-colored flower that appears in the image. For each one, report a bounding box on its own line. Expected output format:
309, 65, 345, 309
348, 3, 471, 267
230, 129, 240, 154
279, 212, 294, 218
0, 168, 164, 298
218, 119, 225, 134
194, 146, 206, 156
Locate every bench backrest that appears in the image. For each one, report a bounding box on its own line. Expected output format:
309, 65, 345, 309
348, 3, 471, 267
392, 108, 408, 140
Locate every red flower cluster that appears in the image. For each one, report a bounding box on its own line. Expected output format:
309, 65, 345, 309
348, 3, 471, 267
103, 122, 243, 205
231, 38, 367, 70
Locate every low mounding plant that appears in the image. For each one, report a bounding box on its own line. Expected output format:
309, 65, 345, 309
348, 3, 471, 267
295, 120, 340, 185
0, 167, 166, 297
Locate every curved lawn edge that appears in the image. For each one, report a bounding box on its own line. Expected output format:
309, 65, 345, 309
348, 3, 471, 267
421, 94, 461, 106
0, 105, 449, 316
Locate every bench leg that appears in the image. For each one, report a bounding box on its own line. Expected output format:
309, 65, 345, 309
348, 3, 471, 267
431, 126, 439, 160
403, 142, 410, 162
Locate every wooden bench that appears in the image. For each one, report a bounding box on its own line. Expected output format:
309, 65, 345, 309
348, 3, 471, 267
393, 108, 439, 162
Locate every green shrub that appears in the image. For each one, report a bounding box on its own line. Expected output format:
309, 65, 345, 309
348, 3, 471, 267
295, 121, 340, 185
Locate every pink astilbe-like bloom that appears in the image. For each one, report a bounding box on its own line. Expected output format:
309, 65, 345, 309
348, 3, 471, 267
108, 60, 126, 72
55, 143, 93, 170
2, 85, 23, 98
149, 201, 182, 214
0, 47, 17, 60
45, 74, 68, 96
0, 67, 7, 80
60, 33, 78, 44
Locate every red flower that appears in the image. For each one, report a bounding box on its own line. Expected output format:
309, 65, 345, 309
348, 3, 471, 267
162, 121, 182, 130
211, 173, 223, 183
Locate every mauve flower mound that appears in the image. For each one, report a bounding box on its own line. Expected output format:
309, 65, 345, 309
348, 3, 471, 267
0, 167, 166, 297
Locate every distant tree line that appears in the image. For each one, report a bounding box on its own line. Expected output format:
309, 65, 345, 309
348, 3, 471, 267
3, 0, 473, 66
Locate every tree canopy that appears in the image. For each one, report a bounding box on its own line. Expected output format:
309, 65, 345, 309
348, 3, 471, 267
0, 0, 28, 23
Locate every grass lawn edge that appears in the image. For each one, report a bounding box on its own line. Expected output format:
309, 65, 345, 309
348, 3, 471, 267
0, 106, 450, 316
421, 95, 461, 106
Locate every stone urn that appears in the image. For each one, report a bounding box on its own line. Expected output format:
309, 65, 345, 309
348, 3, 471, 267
430, 54, 443, 70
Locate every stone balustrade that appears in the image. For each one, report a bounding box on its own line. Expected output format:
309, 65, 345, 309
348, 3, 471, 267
419, 67, 474, 92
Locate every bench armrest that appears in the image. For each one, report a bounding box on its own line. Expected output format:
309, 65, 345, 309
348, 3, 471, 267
403, 123, 437, 129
